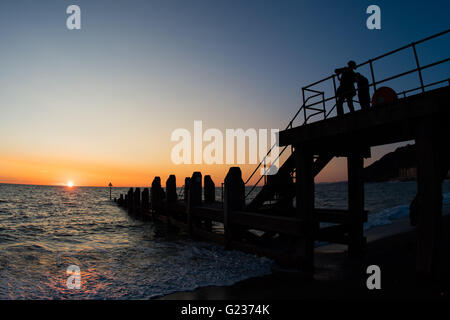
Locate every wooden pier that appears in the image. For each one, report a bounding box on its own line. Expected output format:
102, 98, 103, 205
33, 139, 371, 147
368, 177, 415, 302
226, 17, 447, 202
279, 86, 450, 278
114, 30, 449, 281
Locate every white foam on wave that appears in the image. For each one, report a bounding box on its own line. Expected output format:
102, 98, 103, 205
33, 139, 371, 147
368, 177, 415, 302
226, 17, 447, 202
144, 241, 274, 299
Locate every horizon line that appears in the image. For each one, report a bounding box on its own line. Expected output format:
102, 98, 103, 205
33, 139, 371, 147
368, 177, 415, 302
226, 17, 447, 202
0, 180, 350, 188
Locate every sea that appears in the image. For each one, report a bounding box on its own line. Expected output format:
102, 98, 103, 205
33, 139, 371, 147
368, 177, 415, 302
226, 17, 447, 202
0, 181, 449, 299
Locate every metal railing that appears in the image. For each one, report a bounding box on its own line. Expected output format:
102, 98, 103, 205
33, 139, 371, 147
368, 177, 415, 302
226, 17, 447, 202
243, 29, 450, 201
302, 29, 450, 122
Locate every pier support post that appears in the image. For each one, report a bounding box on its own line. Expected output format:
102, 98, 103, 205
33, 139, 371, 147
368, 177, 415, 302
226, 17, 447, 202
415, 119, 443, 280
347, 151, 366, 257
223, 167, 245, 250
294, 145, 315, 274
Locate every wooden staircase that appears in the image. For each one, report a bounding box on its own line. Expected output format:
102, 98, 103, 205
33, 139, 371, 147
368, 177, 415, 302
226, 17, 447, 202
247, 152, 333, 211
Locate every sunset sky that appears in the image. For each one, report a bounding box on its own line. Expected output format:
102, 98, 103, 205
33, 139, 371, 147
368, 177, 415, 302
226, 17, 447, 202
0, 0, 449, 187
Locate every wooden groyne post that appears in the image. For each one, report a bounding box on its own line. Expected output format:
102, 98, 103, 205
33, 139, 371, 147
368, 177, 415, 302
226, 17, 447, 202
127, 188, 134, 213
118, 194, 124, 206
223, 167, 245, 249
184, 177, 190, 203
165, 175, 177, 225
142, 188, 149, 216
187, 172, 202, 235
166, 175, 177, 203
203, 175, 215, 231
151, 177, 163, 215
134, 187, 141, 215
204, 175, 215, 203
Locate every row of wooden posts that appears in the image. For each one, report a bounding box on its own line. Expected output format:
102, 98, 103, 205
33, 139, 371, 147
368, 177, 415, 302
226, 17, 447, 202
113, 165, 369, 268
114, 172, 227, 215
114, 168, 248, 249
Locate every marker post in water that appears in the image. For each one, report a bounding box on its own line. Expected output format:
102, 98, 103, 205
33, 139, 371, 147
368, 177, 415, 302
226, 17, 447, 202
109, 182, 113, 200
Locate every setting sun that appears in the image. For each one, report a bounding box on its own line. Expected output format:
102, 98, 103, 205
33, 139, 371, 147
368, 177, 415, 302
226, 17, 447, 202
67, 181, 74, 188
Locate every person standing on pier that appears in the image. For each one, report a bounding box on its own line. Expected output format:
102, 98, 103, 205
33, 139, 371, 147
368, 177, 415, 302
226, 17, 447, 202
335, 60, 357, 116
355, 72, 371, 110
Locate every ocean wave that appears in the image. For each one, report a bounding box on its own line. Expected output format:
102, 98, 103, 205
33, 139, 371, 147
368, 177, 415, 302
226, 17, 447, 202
0, 183, 449, 299
366, 191, 450, 230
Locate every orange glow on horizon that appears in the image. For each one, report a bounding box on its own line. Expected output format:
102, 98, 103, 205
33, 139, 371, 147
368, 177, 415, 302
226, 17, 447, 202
0, 152, 349, 187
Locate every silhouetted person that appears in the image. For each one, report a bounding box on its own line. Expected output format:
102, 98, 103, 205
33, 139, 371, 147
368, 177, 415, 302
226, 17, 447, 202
335, 60, 357, 116
355, 72, 371, 110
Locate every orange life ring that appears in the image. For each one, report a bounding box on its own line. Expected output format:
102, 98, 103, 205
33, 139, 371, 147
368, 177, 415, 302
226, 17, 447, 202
371, 86, 398, 106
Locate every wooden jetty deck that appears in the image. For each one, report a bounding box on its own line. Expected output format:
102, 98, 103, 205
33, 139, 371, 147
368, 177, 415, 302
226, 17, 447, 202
114, 30, 449, 280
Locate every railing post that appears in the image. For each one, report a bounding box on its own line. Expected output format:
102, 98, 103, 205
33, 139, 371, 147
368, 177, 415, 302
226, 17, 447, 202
321, 92, 326, 118
303, 105, 307, 125
289, 121, 293, 154
332, 75, 337, 99
302, 87, 307, 124
263, 157, 267, 185
369, 59, 376, 92
412, 42, 425, 93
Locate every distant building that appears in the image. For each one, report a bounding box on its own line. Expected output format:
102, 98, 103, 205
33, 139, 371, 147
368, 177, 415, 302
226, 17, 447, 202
398, 167, 417, 181
398, 167, 449, 181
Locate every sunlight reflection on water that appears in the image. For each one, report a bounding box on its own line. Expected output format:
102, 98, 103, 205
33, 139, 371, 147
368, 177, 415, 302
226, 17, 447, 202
0, 184, 273, 299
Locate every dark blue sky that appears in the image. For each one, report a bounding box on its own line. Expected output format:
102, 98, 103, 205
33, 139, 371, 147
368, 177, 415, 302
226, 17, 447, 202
0, 0, 449, 184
